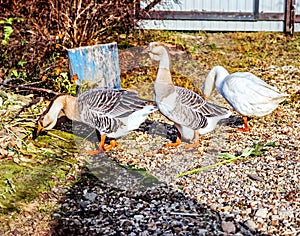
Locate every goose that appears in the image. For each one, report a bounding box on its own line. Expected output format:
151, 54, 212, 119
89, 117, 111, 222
147, 42, 231, 148
202, 66, 289, 131
35, 88, 157, 153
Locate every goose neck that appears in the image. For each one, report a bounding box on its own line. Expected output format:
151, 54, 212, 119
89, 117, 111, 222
63, 95, 81, 121
155, 68, 173, 85
158, 56, 170, 69
214, 67, 229, 90
203, 66, 229, 97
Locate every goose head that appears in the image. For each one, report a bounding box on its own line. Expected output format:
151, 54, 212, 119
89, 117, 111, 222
146, 42, 171, 69
33, 94, 79, 138
202, 66, 230, 98
147, 42, 165, 61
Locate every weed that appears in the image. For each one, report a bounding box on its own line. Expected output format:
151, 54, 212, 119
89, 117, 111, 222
177, 141, 276, 177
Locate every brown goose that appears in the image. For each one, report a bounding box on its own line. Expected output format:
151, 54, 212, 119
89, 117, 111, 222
147, 42, 231, 148
35, 88, 157, 153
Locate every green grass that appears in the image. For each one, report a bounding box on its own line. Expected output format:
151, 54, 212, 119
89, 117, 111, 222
0, 128, 82, 214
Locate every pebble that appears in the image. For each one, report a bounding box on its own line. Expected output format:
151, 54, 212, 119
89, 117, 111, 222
221, 221, 236, 234
278, 209, 294, 218
255, 208, 268, 218
83, 192, 97, 202
133, 215, 144, 221
245, 220, 257, 232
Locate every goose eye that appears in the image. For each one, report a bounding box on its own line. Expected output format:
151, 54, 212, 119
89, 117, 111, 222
43, 121, 52, 129
41, 113, 54, 129
38, 117, 49, 129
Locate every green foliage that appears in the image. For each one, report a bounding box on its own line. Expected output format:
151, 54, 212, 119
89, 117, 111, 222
207, 43, 217, 49
17, 61, 27, 67
2, 25, 13, 46
0, 18, 22, 45
40, 70, 77, 96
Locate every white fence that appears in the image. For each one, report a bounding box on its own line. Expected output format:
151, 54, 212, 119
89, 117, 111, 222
138, 0, 300, 33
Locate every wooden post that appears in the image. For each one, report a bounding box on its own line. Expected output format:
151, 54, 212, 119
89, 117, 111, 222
135, 1, 140, 18
253, 0, 259, 20
67, 42, 121, 92
284, 0, 295, 35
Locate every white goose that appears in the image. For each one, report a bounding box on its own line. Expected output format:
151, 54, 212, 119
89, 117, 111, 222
202, 66, 289, 131
147, 42, 231, 148
35, 88, 157, 153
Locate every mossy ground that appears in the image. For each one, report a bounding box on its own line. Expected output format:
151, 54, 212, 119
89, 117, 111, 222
0, 91, 86, 233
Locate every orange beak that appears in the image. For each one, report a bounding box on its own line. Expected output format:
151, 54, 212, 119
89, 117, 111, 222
33, 122, 45, 139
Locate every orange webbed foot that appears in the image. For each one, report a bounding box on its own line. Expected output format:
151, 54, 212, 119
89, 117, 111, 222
236, 126, 251, 132
184, 141, 200, 149
87, 134, 117, 155
165, 137, 181, 147
103, 140, 117, 151
236, 116, 251, 132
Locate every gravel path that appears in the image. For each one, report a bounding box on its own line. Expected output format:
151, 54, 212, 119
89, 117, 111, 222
53, 173, 254, 236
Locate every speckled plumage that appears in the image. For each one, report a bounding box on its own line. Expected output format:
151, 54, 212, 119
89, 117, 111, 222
37, 88, 156, 140
148, 42, 231, 142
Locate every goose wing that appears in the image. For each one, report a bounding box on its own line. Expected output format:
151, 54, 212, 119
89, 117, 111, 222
78, 88, 149, 133
223, 73, 288, 106
166, 86, 229, 130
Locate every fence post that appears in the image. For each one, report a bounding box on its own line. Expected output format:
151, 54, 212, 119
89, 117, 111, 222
67, 42, 121, 93
253, 0, 259, 20
284, 0, 296, 35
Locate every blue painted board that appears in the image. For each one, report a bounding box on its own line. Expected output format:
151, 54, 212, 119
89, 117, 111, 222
67, 42, 121, 92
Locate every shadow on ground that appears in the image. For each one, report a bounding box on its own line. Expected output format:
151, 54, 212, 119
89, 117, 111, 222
48, 115, 258, 235
50, 171, 258, 235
